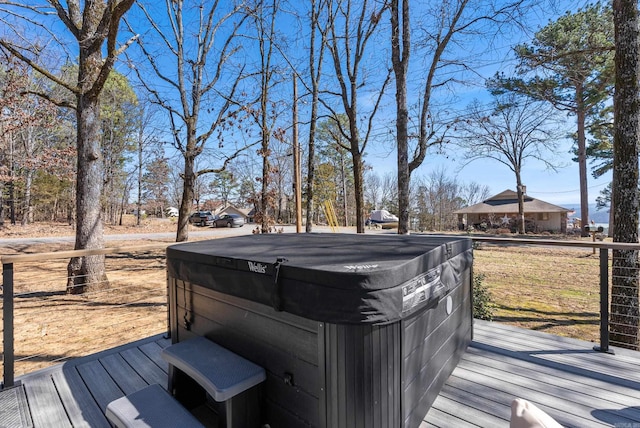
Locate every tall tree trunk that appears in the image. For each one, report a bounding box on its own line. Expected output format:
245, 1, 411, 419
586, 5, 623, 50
0, 181, 4, 226
352, 150, 365, 233
260, 72, 271, 234
305, 105, 317, 233
137, 128, 143, 227
21, 127, 34, 226
611, 0, 640, 350
576, 90, 590, 237
261, 149, 270, 233
305, 0, 323, 233
21, 169, 33, 226
608, 198, 614, 238
392, 0, 410, 235
341, 154, 348, 227
9, 167, 15, 225
67, 95, 107, 294
516, 180, 525, 235
176, 155, 195, 242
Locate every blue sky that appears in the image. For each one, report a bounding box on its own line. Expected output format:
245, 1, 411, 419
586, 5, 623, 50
118, 0, 606, 208
366, 129, 612, 207
359, 0, 609, 207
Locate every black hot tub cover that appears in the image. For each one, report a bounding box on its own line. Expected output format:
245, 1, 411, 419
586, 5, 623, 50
167, 234, 472, 325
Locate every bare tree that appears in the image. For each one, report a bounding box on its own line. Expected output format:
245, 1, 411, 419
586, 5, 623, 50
414, 170, 462, 231
321, 0, 391, 233
0, 59, 57, 226
126, 0, 251, 241
610, 0, 640, 350
457, 93, 560, 234
390, 0, 528, 234
142, 151, 171, 218
460, 182, 492, 207
133, 101, 162, 225
244, 0, 284, 233
0, 0, 136, 293
364, 171, 382, 211
381, 171, 398, 214
304, 0, 328, 232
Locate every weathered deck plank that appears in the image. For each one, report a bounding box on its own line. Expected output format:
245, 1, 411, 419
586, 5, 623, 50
4, 323, 640, 428
22, 374, 71, 428
425, 321, 640, 427
99, 353, 149, 395
119, 347, 167, 386
51, 368, 109, 428
76, 359, 125, 413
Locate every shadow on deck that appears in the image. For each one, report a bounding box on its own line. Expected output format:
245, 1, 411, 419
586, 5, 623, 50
3, 320, 640, 428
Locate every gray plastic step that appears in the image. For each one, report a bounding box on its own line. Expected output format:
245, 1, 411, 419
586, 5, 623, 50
105, 383, 204, 428
161, 336, 266, 402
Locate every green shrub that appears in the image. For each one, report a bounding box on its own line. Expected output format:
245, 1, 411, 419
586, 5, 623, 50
472, 273, 494, 321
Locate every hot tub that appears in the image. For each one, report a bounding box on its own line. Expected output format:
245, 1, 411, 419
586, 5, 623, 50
166, 234, 473, 428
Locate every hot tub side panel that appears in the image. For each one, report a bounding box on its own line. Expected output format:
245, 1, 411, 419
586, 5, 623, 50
320, 270, 472, 428
401, 266, 473, 427
322, 322, 403, 428
169, 278, 322, 427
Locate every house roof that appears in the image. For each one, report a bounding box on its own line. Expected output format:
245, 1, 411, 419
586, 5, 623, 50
219, 204, 252, 217
454, 190, 571, 215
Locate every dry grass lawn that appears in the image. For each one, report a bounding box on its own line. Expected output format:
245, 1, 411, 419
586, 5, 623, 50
1, 216, 180, 377
6, 248, 169, 377
473, 243, 602, 343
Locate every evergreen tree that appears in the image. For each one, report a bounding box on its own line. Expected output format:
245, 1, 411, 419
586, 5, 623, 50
491, 2, 614, 235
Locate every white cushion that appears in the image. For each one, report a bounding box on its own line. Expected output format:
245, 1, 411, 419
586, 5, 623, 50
510, 398, 563, 428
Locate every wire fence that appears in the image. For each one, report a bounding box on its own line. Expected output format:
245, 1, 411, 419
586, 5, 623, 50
610, 248, 640, 349
473, 243, 603, 342
472, 238, 640, 351
1, 245, 169, 381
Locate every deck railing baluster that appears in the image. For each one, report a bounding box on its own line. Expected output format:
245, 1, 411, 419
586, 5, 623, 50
2, 262, 15, 388
594, 247, 613, 354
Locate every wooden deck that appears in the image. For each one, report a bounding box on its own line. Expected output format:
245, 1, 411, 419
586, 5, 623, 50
2, 320, 640, 428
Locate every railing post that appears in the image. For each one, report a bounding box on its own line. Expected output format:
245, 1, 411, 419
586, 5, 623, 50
594, 248, 614, 354
2, 262, 15, 388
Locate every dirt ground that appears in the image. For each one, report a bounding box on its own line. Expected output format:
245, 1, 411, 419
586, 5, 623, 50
0, 215, 177, 241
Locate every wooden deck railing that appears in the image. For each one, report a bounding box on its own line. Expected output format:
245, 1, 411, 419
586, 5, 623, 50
2, 236, 639, 389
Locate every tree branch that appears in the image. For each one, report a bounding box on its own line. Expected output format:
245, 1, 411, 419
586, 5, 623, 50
0, 39, 78, 95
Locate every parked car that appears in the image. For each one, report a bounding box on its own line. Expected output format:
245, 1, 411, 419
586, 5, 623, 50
212, 214, 245, 228
188, 211, 214, 226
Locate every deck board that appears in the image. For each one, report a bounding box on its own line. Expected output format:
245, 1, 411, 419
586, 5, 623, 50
22, 375, 71, 428
51, 368, 109, 428
75, 360, 124, 413
5, 323, 640, 427
98, 353, 149, 395
119, 347, 167, 386
425, 321, 640, 427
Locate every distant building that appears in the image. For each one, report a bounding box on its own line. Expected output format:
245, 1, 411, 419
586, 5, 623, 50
454, 189, 571, 233
217, 204, 251, 223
